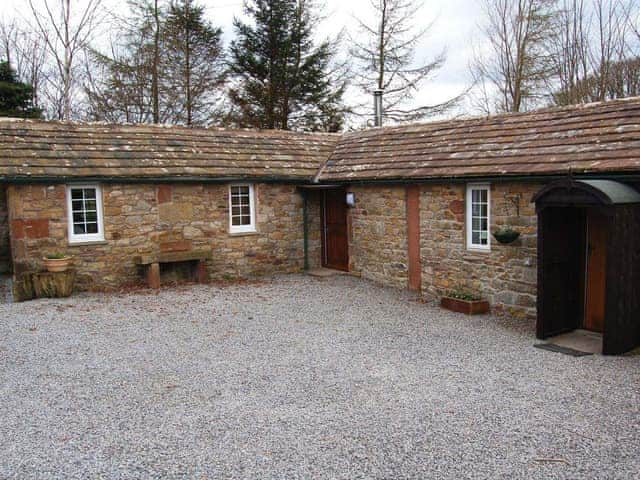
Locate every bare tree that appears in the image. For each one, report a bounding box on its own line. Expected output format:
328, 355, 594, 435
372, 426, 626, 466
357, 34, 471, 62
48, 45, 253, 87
546, 0, 591, 105
471, 0, 556, 113
547, 0, 637, 105
27, 0, 103, 120
349, 0, 456, 124
151, 0, 161, 123
0, 19, 47, 109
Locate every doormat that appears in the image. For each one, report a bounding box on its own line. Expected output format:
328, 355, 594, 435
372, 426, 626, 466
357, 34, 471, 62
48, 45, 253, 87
534, 343, 594, 357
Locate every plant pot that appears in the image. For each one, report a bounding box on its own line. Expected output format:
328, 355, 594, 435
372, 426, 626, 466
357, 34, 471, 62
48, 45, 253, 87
42, 256, 73, 273
441, 296, 490, 315
493, 230, 520, 244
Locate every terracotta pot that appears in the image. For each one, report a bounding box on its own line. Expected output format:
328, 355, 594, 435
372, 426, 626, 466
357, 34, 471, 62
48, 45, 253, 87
441, 296, 490, 315
43, 256, 73, 273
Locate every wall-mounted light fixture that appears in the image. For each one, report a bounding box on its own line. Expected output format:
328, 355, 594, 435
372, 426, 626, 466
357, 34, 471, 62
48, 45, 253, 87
346, 192, 356, 207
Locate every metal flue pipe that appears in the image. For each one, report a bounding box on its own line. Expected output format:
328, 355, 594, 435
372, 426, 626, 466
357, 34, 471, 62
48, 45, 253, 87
374, 89, 384, 127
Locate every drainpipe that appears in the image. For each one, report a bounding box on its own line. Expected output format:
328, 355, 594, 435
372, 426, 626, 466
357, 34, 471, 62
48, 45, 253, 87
302, 190, 309, 270
374, 89, 384, 127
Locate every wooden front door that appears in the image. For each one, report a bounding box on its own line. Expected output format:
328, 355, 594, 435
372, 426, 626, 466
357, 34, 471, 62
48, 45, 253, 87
322, 189, 349, 271
584, 210, 608, 333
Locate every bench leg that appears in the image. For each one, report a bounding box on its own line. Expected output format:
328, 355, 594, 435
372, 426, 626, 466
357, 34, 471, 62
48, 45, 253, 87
195, 260, 208, 283
146, 262, 160, 289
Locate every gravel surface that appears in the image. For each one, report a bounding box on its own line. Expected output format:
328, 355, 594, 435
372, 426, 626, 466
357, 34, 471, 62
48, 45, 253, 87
0, 274, 639, 479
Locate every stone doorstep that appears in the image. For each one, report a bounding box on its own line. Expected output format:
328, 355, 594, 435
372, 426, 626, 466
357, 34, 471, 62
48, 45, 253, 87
545, 329, 603, 354
306, 268, 350, 278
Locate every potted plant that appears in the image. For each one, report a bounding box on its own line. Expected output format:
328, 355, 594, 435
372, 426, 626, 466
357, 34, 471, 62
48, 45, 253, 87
43, 253, 74, 273
441, 288, 490, 315
493, 226, 520, 244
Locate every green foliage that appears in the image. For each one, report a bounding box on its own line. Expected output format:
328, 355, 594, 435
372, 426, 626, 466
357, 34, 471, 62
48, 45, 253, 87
84, 0, 164, 123
493, 226, 519, 235
227, 0, 346, 131
45, 253, 69, 260
162, 0, 226, 125
447, 288, 482, 302
0, 61, 42, 119
86, 0, 225, 125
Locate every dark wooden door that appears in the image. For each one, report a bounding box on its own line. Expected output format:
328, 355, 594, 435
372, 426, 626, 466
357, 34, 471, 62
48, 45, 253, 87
584, 210, 607, 333
322, 189, 349, 271
538, 207, 586, 338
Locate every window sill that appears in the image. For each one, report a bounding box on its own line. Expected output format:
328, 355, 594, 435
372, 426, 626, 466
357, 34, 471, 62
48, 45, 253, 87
68, 240, 108, 247
466, 246, 491, 253
229, 230, 259, 237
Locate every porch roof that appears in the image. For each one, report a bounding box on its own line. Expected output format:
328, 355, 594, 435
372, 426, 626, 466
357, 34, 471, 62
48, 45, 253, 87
532, 178, 640, 205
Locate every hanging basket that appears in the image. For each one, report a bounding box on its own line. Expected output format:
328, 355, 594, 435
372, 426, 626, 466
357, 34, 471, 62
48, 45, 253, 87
493, 228, 520, 245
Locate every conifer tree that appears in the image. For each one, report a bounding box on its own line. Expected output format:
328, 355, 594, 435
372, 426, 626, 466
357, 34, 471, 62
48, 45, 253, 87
0, 61, 42, 118
162, 0, 225, 125
228, 0, 345, 131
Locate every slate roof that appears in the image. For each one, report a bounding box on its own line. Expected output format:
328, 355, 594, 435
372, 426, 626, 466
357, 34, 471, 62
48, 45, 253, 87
319, 97, 640, 182
0, 120, 339, 181
2, 97, 640, 183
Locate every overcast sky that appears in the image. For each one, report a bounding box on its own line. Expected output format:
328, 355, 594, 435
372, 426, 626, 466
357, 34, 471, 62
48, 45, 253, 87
3, 0, 487, 120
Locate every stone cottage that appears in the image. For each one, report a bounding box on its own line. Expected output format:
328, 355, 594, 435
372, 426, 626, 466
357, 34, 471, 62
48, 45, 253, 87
1, 98, 640, 353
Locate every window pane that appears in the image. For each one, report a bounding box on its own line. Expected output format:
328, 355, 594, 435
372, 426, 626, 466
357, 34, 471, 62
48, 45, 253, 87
472, 190, 480, 203
230, 186, 240, 195
86, 222, 98, 234
238, 186, 249, 195
86, 211, 97, 222
83, 188, 96, 200
72, 200, 84, 212
481, 219, 488, 231
71, 189, 83, 200
480, 190, 488, 202
232, 216, 241, 226
472, 231, 480, 244
74, 223, 86, 234
232, 206, 241, 216
73, 212, 85, 223
240, 215, 251, 225
472, 204, 480, 216
241, 206, 250, 215
472, 218, 481, 230
85, 200, 97, 211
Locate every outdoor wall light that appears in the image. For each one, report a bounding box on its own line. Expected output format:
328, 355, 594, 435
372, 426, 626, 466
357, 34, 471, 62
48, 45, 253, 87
346, 192, 356, 207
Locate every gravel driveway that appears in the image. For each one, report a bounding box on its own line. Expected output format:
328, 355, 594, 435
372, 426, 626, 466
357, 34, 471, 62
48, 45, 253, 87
1, 275, 638, 479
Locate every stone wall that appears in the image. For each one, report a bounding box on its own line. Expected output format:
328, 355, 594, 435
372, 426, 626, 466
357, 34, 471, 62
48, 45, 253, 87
305, 190, 323, 270
348, 185, 408, 289
7, 183, 309, 299
0, 185, 9, 273
420, 182, 540, 319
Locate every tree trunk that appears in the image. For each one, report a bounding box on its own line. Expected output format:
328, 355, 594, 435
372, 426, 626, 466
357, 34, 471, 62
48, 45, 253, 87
152, 0, 160, 124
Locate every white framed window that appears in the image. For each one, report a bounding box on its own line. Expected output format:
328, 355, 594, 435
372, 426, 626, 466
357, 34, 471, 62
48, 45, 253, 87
229, 184, 256, 233
66, 184, 105, 244
466, 183, 490, 251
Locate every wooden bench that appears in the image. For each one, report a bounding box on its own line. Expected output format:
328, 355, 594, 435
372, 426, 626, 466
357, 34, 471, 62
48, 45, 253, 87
134, 249, 212, 289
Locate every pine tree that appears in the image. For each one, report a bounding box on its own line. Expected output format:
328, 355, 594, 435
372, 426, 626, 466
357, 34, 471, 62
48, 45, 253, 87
84, 0, 166, 123
162, 0, 225, 125
228, 0, 345, 131
0, 61, 42, 118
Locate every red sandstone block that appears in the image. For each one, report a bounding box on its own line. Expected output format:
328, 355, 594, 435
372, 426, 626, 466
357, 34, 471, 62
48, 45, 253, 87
157, 185, 172, 204
11, 220, 25, 239
25, 219, 49, 239
449, 199, 465, 215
